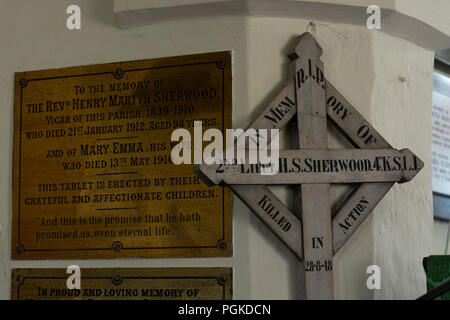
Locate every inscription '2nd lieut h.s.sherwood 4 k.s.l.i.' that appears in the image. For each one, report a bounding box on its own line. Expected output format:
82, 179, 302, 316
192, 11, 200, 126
12, 52, 232, 259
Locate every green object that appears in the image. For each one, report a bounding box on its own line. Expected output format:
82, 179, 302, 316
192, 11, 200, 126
425, 255, 450, 300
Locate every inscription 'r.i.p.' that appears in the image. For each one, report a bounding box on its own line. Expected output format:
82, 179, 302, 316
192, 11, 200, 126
296, 59, 325, 90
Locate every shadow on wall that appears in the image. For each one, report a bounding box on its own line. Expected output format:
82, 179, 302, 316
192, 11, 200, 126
86, 0, 115, 27
321, 24, 376, 300
243, 22, 377, 299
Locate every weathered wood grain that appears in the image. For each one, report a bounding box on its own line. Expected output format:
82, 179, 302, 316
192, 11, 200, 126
195, 148, 423, 185
293, 33, 334, 300
332, 182, 393, 253
202, 74, 425, 256
230, 185, 303, 258
192, 33, 425, 301
325, 80, 396, 254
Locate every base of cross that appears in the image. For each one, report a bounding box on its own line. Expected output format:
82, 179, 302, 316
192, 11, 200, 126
193, 32, 423, 300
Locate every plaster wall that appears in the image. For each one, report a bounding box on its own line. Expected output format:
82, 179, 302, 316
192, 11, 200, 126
0, 0, 437, 299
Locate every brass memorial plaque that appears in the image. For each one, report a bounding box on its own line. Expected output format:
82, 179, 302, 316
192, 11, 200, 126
11, 268, 232, 300
12, 52, 232, 259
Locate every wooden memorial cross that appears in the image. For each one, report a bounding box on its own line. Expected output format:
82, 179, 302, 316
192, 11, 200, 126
194, 33, 423, 299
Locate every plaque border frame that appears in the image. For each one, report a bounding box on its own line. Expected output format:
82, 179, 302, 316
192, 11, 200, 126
12, 52, 232, 259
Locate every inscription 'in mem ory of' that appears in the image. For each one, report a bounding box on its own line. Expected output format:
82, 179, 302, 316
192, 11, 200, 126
12, 52, 232, 260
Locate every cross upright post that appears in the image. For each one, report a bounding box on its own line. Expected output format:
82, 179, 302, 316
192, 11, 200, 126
292, 33, 334, 300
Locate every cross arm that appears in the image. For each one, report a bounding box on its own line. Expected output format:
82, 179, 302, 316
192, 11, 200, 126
194, 148, 423, 186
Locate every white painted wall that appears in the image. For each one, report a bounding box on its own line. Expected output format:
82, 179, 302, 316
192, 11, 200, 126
396, 0, 450, 37
113, 0, 450, 51
0, 0, 441, 299
434, 220, 449, 255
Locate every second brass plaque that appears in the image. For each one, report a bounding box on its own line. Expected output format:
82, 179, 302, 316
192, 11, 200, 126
12, 52, 232, 259
12, 268, 232, 300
